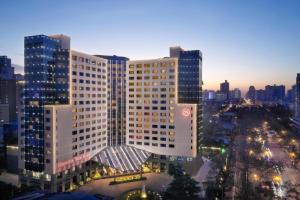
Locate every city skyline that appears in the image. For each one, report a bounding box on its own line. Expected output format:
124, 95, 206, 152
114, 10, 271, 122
1, 0, 299, 93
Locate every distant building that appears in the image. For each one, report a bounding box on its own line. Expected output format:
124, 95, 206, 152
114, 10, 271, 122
220, 80, 230, 99
265, 84, 285, 103
246, 86, 256, 102
230, 88, 241, 100
0, 56, 16, 125
255, 89, 266, 102
203, 90, 216, 101
0, 56, 14, 79
208, 90, 216, 100
216, 92, 227, 102
287, 85, 296, 103
287, 85, 296, 113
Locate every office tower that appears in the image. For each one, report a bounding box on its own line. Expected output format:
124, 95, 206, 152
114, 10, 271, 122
95, 55, 129, 146
296, 73, 300, 117
0, 56, 16, 125
220, 80, 230, 99
246, 86, 256, 102
127, 56, 199, 158
170, 46, 202, 153
20, 34, 107, 192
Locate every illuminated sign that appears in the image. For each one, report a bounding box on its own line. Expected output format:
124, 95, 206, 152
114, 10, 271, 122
56, 153, 91, 173
182, 108, 191, 117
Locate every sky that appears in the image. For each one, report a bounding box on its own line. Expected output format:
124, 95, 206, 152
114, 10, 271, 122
0, 0, 299, 94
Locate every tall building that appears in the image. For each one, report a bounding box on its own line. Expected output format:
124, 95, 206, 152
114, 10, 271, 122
95, 55, 129, 146
170, 46, 202, 153
265, 84, 285, 102
246, 86, 256, 102
20, 34, 107, 192
126, 46, 202, 158
0, 56, 14, 79
287, 85, 296, 103
255, 89, 266, 102
220, 80, 230, 99
0, 56, 16, 125
296, 73, 300, 117
230, 88, 241, 100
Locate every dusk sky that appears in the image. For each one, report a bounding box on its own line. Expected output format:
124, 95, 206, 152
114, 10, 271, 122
0, 0, 299, 93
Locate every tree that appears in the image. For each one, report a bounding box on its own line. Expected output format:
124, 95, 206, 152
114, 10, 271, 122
205, 183, 222, 200
168, 163, 184, 177
163, 174, 201, 200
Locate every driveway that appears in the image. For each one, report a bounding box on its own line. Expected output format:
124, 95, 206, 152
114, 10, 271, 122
77, 173, 172, 198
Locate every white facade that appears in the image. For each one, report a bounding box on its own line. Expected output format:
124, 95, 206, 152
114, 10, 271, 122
27, 50, 108, 176
70, 50, 108, 159
44, 105, 73, 175
126, 58, 197, 158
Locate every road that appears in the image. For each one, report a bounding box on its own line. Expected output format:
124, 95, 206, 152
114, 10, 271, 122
193, 157, 212, 183
267, 135, 300, 199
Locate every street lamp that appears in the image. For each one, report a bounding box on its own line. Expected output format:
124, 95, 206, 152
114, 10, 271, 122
273, 175, 281, 184
249, 150, 254, 156
253, 174, 260, 182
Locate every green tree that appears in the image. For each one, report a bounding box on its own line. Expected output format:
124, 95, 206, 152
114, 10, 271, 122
205, 183, 222, 200
163, 174, 201, 200
167, 163, 184, 177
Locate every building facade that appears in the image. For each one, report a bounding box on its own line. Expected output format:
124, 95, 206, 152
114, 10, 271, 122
246, 86, 256, 102
0, 56, 14, 79
19, 34, 108, 192
230, 88, 242, 100
220, 80, 230, 99
0, 56, 16, 124
169, 46, 203, 153
126, 57, 198, 158
296, 74, 300, 118
95, 55, 129, 146
265, 84, 285, 103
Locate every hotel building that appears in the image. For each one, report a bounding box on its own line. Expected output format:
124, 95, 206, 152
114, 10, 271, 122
95, 55, 129, 146
126, 47, 202, 158
293, 73, 300, 133
19, 34, 107, 192
170, 47, 203, 152
296, 73, 300, 118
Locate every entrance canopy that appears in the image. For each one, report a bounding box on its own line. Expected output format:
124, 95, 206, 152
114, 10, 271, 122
93, 146, 152, 172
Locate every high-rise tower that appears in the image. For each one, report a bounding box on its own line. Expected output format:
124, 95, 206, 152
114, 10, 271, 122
20, 34, 108, 192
